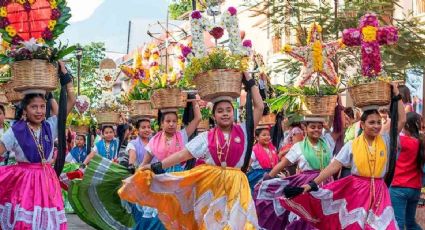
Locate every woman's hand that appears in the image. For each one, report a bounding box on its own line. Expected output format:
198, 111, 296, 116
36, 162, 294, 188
138, 164, 151, 171
58, 61, 68, 75
391, 82, 400, 96
301, 184, 311, 193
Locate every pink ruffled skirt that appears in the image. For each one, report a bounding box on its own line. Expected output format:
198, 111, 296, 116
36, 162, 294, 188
0, 163, 67, 230
280, 175, 398, 229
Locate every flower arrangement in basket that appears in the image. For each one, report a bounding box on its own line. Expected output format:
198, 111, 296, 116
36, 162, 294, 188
67, 95, 93, 135
95, 91, 122, 125
126, 80, 157, 119
275, 22, 342, 117
0, 0, 74, 95
184, 6, 252, 102
197, 107, 211, 131
268, 85, 340, 117
342, 13, 398, 108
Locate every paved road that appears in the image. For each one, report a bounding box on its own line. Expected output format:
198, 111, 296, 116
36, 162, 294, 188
67, 214, 95, 230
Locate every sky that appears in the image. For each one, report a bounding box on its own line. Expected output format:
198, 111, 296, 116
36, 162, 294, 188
59, 0, 169, 58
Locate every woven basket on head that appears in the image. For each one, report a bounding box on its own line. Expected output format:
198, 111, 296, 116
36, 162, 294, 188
193, 69, 242, 102
129, 100, 157, 119
71, 125, 90, 135
197, 119, 210, 131
349, 81, 391, 108
11, 59, 58, 94
259, 113, 276, 126
5, 105, 14, 120
4, 81, 24, 103
151, 88, 187, 109
96, 111, 120, 125
0, 90, 8, 105
99, 58, 117, 69
303, 95, 338, 117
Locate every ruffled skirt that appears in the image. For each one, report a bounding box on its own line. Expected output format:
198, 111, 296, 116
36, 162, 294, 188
118, 164, 259, 229
0, 163, 66, 230
280, 175, 398, 229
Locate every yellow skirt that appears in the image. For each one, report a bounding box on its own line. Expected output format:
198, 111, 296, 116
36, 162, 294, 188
118, 164, 259, 230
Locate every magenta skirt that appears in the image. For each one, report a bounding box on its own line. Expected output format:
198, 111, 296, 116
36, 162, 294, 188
280, 175, 398, 229
0, 163, 67, 230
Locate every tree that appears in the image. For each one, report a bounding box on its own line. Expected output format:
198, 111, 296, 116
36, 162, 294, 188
68, 42, 106, 101
244, 0, 425, 84
168, 0, 192, 20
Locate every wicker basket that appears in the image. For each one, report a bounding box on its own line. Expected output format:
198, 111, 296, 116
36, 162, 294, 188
259, 113, 276, 125
0, 91, 7, 105
303, 95, 338, 116
197, 119, 210, 131
11, 59, 58, 94
193, 69, 242, 102
5, 105, 14, 120
96, 111, 120, 125
71, 125, 90, 135
129, 100, 157, 119
151, 88, 187, 109
4, 81, 24, 103
348, 81, 391, 108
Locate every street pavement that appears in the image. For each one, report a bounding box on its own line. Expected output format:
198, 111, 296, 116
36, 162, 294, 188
67, 214, 95, 230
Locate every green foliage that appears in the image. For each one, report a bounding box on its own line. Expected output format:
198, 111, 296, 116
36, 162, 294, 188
66, 112, 96, 128
168, 0, 192, 20
128, 81, 152, 101
201, 107, 211, 120
68, 42, 106, 101
184, 48, 248, 82
245, 0, 425, 83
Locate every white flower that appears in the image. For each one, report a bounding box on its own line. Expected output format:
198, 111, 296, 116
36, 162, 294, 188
20, 37, 42, 52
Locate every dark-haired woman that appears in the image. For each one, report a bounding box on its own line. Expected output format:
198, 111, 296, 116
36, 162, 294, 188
254, 117, 340, 230
140, 101, 201, 172
0, 61, 75, 229
278, 84, 406, 229
119, 72, 264, 229
390, 112, 423, 229
399, 85, 413, 113
83, 125, 119, 165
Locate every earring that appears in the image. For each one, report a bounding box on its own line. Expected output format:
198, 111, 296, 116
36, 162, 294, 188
22, 113, 27, 121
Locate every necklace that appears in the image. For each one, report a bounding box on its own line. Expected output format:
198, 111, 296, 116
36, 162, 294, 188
216, 128, 232, 167
363, 135, 383, 212
103, 141, 112, 160
308, 140, 324, 170
27, 123, 47, 164
76, 147, 85, 163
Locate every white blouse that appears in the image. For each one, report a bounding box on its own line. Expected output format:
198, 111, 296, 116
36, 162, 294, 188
285, 133, 335, 171
186, 123, 248, 168
1, 116, 58, 162
334, 133, 391, 178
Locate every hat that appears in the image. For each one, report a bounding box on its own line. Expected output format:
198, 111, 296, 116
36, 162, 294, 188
303, 116, 326, 123
211, 96, 234, 104
361, 105, 380, 112
160, 108, 178, 113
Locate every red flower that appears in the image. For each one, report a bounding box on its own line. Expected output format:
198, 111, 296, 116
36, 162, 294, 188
242, 39, 252, 48
191, 11, 202, 19
209, 27, 224, 40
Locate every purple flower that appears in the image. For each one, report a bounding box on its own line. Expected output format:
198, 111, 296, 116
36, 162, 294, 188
11, 36, 23, 45
51, 9, 61, 20
0, 17, 9, 28
23, 2, 31, 12
191, 11, 202, 19
209, 26, 224, 39
242, 39, 252, 48
0, 0, 10, 7
228, 7, 237, 16
181, 45, 192, 58
42, 28, 53, 40
342, 29, 361, 46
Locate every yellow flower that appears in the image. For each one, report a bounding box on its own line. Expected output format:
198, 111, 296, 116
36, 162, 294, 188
48, 20, 56, 31
28, 0, 35, 4
306, 22, 322, 44
17, 0, 26, 4
1, 40, 9, 50
311, 40, 323, 71
362, 26, 377, 42
5, 26, 16, 37
0, 7, 7, 17
50, 0, 57, 9
337, 38, 346, 48
36, 38, 45, 44
281, 44, 292, 53
160, 73, 168, 86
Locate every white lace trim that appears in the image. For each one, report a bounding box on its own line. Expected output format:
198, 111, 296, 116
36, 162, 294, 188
310, 188, 397, 229
0, 203, 66, 230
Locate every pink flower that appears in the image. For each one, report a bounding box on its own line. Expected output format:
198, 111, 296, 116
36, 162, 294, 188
191, 11, 202, 19
242, 39, 252, 48
181, 45, 192, 58
209, 27, 224, 39
228, 7, 237, 16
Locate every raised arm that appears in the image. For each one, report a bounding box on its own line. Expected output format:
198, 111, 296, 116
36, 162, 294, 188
243, 72, 264, 129
392, 84, 406, 133
184, 99, 202, 137
58, 61, 76, 116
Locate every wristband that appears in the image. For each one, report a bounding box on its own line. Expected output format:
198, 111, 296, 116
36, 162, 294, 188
127, 164, 136, 174
308, 180, 319, 192
80, 163, 86, 169
151, 162, 165, 174
243, 78, 256, 90
392, 94, 402, 102
59, 72, 73, 86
